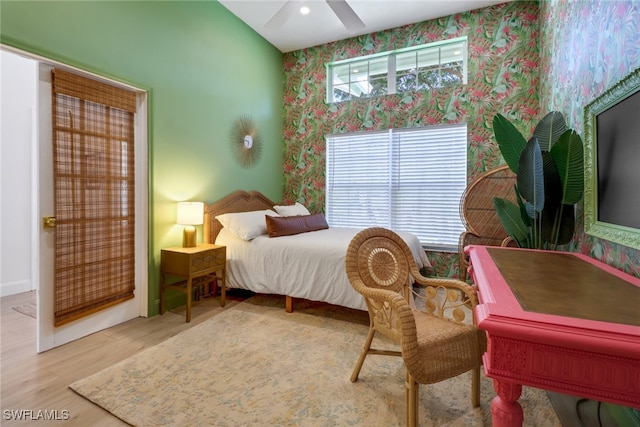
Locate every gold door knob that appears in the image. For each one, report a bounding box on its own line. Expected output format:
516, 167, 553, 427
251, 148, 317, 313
43, 216, 57, 228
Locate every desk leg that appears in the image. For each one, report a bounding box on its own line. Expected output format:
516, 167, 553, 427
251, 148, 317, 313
186, 278, 192, 323
491, 379, 523, 427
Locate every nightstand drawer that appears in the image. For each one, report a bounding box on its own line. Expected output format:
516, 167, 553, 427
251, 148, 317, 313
192, 247, 225, 273
161, 244, 225, 276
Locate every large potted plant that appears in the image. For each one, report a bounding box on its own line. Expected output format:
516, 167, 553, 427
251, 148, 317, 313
492, 112, 584, 249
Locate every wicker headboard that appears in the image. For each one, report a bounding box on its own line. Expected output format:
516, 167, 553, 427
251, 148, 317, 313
204, 190, 277, 243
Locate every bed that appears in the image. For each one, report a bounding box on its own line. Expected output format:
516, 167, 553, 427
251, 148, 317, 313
203, 190, 430, 312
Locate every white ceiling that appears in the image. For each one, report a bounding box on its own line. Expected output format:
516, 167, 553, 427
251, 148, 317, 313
219, 0, 510, 53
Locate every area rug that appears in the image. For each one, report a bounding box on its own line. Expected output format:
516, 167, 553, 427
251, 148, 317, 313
70, 295, 560, 426
12, 302, 36, 318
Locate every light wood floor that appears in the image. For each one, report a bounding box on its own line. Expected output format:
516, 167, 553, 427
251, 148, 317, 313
0, 290, 246, 426
3, 291, 620, 427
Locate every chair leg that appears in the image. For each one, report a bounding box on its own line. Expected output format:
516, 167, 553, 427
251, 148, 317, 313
350, 327, 375, 382
406, 372, 418, 427
471, 366, 481, 408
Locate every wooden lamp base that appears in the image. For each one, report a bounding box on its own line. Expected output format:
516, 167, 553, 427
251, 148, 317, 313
182, 226, 196, 248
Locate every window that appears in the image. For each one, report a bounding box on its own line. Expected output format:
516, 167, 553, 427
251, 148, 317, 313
327, 37, 467, 103
326, 125, 467, 251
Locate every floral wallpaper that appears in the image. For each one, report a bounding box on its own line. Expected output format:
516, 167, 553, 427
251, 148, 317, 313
282, 1, 540, 277
539, 0, 640, 278
282, 0, 640, 278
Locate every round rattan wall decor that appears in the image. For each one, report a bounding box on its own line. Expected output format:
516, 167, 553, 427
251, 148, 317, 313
231, 115, 263, 169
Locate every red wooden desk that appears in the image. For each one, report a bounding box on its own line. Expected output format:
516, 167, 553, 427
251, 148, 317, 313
466, 245, 640, 427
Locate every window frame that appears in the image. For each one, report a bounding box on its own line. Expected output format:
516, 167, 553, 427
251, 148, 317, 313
326, 36, 468, 103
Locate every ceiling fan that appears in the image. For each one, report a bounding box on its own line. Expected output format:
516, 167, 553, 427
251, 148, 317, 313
265, 0, 366, 34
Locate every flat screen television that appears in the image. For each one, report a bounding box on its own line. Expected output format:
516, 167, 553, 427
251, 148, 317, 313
584, 67, 640, 250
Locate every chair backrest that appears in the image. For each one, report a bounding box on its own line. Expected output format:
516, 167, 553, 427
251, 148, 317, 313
345, 227, 418, 295
345, 227, 417, 342
458, 165, 518, 279
459, 165, 517, 239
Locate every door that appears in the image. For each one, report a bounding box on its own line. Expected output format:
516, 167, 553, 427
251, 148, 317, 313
37, 62, 147, 352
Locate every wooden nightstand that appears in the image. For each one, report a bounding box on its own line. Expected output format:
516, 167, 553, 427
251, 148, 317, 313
160, 243, 226, 322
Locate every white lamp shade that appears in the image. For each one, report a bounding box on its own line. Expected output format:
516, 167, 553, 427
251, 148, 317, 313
177, 202, 204, 225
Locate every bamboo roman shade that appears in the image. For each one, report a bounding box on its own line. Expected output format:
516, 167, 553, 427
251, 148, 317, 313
52, 69, 137, 326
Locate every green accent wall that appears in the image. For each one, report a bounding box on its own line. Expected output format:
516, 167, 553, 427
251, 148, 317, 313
1, 1, 284, 315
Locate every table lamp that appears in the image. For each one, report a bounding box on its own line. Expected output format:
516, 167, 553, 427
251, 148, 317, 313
177, 201, 204, 247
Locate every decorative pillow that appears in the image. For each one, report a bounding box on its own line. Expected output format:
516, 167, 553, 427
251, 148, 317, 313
273, 202, 310, 216
266, 213, 329, 238
215, 209, 279, 241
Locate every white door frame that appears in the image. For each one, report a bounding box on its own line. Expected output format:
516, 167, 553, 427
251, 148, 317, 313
2, 45, 148, 352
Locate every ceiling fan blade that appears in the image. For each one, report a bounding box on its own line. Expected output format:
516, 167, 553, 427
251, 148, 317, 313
326, 0, 365, 34
265, 1, 298, 30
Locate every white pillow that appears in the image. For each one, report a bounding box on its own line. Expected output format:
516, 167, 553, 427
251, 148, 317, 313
215, 209, 279, 241
273, 202, 310, 216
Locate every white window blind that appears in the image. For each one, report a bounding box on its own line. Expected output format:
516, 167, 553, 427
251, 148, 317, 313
326, 124, 467, 250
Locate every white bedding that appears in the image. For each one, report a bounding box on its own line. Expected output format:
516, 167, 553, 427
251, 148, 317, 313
215, 227, 431, 311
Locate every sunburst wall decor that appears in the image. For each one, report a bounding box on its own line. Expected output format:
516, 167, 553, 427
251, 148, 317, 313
231, 115, 263, 169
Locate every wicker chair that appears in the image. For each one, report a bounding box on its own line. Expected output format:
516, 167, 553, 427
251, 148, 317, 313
346, 227, 486, 427
458, 165, 517, 280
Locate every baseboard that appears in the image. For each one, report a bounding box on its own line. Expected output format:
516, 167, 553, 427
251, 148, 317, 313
0, 280, 33, 297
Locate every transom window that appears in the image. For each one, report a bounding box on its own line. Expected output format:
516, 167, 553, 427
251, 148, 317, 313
327, 37, 467, 103
325, 125, 467, 251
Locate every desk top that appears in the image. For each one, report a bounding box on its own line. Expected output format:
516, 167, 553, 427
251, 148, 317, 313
486, 247, 640, 326
467, 245, 640, 357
